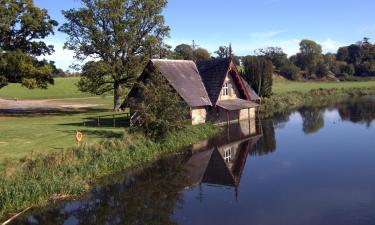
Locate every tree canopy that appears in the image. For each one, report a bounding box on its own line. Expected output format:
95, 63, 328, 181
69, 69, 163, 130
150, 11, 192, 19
0, 0, 58, 89
174, 44, 194, 60
60, 0, 169, 111
241, 56, 273, 97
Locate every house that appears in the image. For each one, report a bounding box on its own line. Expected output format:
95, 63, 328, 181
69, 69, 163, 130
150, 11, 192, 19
120, 58, 260, 125
183, 120, 262, 188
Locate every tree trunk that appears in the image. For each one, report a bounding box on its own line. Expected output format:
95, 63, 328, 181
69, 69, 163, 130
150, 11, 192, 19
114, 82, 122, 112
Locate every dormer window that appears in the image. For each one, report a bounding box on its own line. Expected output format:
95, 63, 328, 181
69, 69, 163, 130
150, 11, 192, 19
224, 147, 232, 163
222, 82, 229, 96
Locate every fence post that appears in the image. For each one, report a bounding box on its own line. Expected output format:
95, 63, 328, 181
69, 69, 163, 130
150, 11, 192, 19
97, 116, 100, 127
113, 114, 116, 127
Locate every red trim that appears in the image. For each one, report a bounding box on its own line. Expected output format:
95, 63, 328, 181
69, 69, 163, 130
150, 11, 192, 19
228, 60, 251, 100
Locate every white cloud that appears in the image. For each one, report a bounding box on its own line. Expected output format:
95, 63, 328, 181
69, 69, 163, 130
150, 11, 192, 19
321, 38, 343, 53
37, 38, 76, 71
249, 30, 286, 39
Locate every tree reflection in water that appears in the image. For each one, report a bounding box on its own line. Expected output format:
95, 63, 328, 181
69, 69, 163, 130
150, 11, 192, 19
299, 106, 325, 134
338, 98, 375, 126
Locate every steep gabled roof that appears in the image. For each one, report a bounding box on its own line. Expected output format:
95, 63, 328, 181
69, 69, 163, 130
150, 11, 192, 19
123, 59, 212, 109
196, 58, 250, 104
152, 59, 212, 107
196, 58, 232, 104
240, 77, 261, 101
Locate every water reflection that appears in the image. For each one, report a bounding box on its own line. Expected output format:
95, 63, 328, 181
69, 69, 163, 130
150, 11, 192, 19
10, 120, 268, 225
184, 120, 263, 188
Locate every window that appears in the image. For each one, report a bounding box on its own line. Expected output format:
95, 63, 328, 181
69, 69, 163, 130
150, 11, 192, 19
224, 147, 232, 163
222, 82, 229, 96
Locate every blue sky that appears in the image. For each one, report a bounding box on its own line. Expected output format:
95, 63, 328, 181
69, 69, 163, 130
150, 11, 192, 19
35, 0, 375, 70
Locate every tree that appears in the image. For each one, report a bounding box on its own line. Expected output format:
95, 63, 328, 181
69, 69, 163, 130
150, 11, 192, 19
0, 0, 58, 89
129, 67, 190, 139
295, 39, 324, 77
215, 46, 230, 58
280, 61, 301, 80
256, 47, 288, 70
59, 0, 169, 111
174, 44, 194, 60
193, 48, 211, 60
241, 56, 273, 97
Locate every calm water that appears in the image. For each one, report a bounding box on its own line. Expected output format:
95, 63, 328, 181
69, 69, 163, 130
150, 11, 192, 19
11, 97, 375, 225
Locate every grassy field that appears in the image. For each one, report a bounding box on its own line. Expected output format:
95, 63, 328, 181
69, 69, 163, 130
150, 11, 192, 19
0, 77, 93, 100
0, 77, 124, 159
0, 112, 127, 159
273, 80, 375, 95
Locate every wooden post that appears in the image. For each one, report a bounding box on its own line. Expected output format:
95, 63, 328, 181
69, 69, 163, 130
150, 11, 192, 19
97, 116, 100, 127
113, 114, 116, 127
226, 110, 230, 127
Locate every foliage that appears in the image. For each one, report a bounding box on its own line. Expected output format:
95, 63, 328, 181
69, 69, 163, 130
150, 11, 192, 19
315, 63, 330, 78
256, 47, 288, 70
256, 47, 302, 80
193, 48, 211, 60
0, 50, 54, 89
174, 44, 194, 60
0, 0, 58, 89
335, 38, 375, 76
295, 39, 324, 77
129, 66, 190, 139
59, 0, 169, 111
279, 61, 301, 80
241, 56, 273, 97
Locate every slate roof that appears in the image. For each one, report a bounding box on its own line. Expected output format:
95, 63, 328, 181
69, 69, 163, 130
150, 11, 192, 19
196, 58, 232, 104
122, 58, 260, 109
240, 77, 261, 101
217, 99, 259, 111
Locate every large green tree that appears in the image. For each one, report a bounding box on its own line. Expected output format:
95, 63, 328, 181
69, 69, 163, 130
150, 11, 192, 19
0, 0, 57, 89
241, 56, 273, 97
295, 39, 324, 77
174, 44, 194, 60
60, 0, 169, 111
193, 47, 211, 60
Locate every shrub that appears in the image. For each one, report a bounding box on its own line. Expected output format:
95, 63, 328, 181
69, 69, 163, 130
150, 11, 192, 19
280, 62, 301, 80
129, 66, 190, 140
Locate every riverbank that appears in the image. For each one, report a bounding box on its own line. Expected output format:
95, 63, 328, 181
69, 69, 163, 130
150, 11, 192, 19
0, 124, 221, 221
260, 87, 375, 118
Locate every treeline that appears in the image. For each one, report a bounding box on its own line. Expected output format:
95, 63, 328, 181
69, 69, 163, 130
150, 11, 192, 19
254, 38, 375, 81
170, 38, 375, 81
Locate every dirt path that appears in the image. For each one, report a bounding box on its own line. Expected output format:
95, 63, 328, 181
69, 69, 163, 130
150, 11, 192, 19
0, 98, 100, 114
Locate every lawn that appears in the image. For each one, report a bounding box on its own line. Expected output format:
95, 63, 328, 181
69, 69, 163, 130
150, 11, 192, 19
0, 77, 127, 159
1, 77, 375, 159
0, 110, 127, 159
273, 80, 375, 95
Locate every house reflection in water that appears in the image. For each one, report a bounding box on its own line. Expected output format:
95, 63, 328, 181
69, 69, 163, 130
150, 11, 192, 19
183, 119, 262, 193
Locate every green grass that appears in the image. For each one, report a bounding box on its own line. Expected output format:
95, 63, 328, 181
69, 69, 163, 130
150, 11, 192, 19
0, 77, 96, 100
0, 111, 127, 159
273, 80, 375, 95
0, 124, 221, 221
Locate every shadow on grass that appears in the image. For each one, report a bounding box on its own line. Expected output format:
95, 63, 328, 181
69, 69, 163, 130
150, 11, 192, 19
0, 107, 111, 117
60, 115, 130, 129
62, 129, 124, 139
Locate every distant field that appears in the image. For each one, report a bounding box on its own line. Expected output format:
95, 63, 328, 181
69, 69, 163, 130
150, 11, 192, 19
273, 80, 375, 95
0, 77, 93, 100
